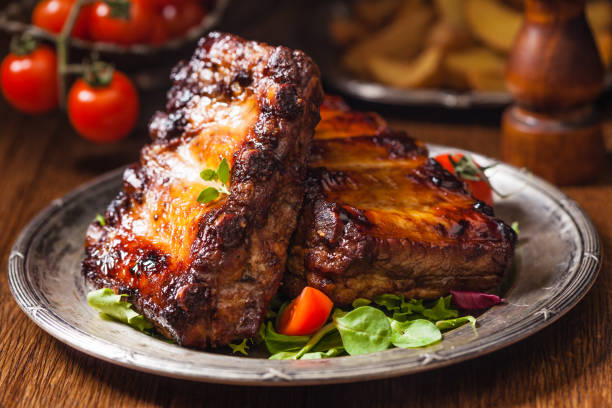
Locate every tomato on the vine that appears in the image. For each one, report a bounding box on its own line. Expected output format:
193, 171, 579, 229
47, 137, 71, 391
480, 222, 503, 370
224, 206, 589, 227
178, 0, 207, 31
89, 0, 153, 45
148, 16, 170, 45
155, 0, 207, 39
67, 67, 139, 143
434, 153, 495, 207
1, 41, 58, 114
32, 0, 90, 39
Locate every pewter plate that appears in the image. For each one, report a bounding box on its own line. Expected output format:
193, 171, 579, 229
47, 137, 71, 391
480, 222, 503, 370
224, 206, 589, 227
8, 145, 601, 386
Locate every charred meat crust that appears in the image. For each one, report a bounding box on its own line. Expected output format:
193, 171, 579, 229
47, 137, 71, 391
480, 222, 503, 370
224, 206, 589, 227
83, 32, 323, 348
285, 100, 516, 306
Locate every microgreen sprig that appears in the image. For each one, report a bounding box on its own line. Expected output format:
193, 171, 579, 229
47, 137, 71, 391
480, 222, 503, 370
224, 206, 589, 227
448, 155, 509, 199
197, 158, 230, 204
448, 154, 495, 182
95, 213, 106, 226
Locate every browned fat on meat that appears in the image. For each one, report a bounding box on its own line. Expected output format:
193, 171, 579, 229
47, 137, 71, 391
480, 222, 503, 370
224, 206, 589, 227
284, 96, 516, 306
82, 32, 323, 348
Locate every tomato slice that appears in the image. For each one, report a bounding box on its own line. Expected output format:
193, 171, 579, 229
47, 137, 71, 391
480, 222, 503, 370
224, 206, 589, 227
277, 287, 333, 336
434, 153, 494, 207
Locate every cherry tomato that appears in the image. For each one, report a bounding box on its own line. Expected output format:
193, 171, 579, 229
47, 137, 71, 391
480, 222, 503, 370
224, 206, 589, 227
1, 45, 58, 114
277, 287, 333, 336
179, 0, 207, 30
148, 19, 169, 45
89, 0, 153, 45
32, 0, 90, 39
434, 153, 494, 207
67, 70, 139, 143
155, 0, 206, 38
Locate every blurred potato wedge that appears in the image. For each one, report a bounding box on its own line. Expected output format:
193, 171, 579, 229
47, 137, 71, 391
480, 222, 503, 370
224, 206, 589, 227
353, 0, 404, 27
434, 0, 468, 29
367, 47, 445, 88
587, 1, 612, 31
594, 30, 612, 68
444, 47, 506, 91
465, 0, 522, 53
342, 1, 434, 76
328, 16, 368, 47
427, 21, 473, 51
332, 0, 612, 92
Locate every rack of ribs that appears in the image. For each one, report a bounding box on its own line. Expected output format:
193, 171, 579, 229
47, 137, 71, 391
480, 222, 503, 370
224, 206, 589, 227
82, 32, 323, 348
284, 96, 517, 306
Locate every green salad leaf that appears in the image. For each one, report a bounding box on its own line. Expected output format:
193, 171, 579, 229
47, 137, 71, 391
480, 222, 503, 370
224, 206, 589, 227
436, 316, 477, 332
401, 298, 425, 314
87, 288, 153, 332
263, 322, 309, 355
301, 347, 345, 359
334, 307, 392, 356
269, 351, 301, 360
269, 323, 338, 360
311, 329, 343, 352
352, 298, 372, 308
390, 319, 441, 348
373, 294, 403, 311
422, 295, 458, 321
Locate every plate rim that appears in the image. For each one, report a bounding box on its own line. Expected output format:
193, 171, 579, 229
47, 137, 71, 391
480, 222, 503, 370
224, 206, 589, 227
7, 146, 602, 386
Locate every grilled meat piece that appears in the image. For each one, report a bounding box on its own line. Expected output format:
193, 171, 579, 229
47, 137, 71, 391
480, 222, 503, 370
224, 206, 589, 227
285, 96, 516, 306
82, 32, 323, 348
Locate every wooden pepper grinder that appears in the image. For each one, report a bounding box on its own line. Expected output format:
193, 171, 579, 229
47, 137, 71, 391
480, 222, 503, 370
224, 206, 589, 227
502, 0, 606, 185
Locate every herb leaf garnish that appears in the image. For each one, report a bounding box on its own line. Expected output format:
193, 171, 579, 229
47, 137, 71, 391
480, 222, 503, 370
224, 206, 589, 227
197, 158, 230, 204
95, 213, 106, 226
448, 154, 494, 182
228, 338, 250, 355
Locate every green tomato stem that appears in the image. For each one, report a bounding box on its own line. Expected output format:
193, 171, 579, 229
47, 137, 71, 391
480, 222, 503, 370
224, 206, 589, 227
56, 0, 96, 109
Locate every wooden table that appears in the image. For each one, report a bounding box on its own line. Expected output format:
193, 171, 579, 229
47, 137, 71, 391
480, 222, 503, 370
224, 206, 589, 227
0, 92, 610, 406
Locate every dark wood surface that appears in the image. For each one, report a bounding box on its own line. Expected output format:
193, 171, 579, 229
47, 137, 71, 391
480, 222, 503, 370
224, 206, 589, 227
0, 94, 611, 407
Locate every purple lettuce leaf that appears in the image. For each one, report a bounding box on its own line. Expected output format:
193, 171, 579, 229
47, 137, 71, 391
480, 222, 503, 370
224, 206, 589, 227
450, 290, 503, 310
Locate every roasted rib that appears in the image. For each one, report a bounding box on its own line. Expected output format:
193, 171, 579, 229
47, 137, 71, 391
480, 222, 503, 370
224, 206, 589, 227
83, 32, 323, 347
285, 96, 516, 306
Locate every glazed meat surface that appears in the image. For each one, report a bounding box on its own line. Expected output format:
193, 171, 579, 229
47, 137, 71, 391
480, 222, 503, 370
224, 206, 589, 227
83, 32, 323, 347
285, 96, 516, 306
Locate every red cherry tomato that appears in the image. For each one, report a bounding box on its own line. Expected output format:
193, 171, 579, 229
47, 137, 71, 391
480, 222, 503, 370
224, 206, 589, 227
434, 153, 494, 207
148, 17, 169, 45
32, 0, 91, 39
1, 45, 58, 114
67, 70, 139, 143
277, 287, 333, 336
89, 0, 153, 45
157, 3, 184, 38
180, 0, 207, 30
155, 0, 206, 39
